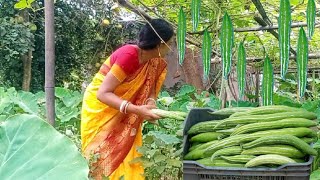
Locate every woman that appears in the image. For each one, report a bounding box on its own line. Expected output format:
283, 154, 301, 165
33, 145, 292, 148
81, 19, 174, 179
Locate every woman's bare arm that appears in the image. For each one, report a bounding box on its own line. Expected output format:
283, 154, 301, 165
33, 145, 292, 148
96, 72, 160, 120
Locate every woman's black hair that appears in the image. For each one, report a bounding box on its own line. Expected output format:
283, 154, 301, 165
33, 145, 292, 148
138, 19, 174, 50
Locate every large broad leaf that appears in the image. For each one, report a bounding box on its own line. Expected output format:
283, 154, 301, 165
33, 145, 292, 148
0, 88, 13, 115
55, 87, 82, 108
0, 114, 89, 180
176, 85, 196, 97
297, 27, 308, 98
56, 105, 80, 122
220, 12, 234, 79
278, 0, 291, 79
11, 91, 39, 115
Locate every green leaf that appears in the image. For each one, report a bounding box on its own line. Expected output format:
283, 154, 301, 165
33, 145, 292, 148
137, 146, 149, 154
237, 42, 246, 100
207, 95, 221, 110
56, 106, 80, 122
262, 56, 274, 106
0, 114, 89, 179
176, 85, 195, 97
10, 91, 39, 115
55, 87, 70, 99
149, 131, 180, 145
310, 169, 320, 180
177, 7, 186, 65
297, 27, 308, 98
191, 0, 201, 32
154, 154, 167, 163
14, 0, 29, 9
278, 0, 291, 79
230, 100, 259, 107
156, 166, 166, 174
273, 93, 302, 108
307, 0, 316, 39
159, 91, 170, 98
0, 115, 7, 122
202, 30, 212, 80
0, 90, 12, 115
220, 12, 234, 79
167, 159, 181, 167
301, 100, 319, 112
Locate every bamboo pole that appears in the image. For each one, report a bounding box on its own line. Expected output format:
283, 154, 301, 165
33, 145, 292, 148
45, 0, 55, 126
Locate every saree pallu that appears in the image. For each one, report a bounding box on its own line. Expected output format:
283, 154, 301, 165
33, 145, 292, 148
81, 57, 167, 180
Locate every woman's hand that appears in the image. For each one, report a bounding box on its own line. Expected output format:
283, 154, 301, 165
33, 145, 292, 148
135, 104, 160, 122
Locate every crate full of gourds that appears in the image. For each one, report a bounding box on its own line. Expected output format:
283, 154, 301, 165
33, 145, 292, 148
184, 105, 318, 168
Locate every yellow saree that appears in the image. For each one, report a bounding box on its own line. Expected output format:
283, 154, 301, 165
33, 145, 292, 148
81, 57, 167, 180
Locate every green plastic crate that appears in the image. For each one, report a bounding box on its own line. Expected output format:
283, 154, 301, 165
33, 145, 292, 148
183, 108, 313, 180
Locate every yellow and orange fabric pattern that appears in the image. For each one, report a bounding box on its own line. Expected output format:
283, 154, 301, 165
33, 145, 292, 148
81, 45, 167, 180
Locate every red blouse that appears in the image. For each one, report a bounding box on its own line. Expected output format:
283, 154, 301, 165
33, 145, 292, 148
99, 45, 140, 82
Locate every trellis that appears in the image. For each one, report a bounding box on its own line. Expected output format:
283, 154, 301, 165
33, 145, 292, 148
117, 0, 320, 105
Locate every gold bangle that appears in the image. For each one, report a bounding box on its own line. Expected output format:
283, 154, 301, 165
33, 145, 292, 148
144, 98, 156, 105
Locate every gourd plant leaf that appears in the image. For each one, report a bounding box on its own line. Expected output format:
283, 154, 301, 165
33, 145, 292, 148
202, 29, 212, 80
177, 7, 186, 65
278, 0, 291, 79
262, 56, 274, 106
307, 0, 316, 39
220, 12, 234, 79
237, 42, 246, 100
297, 27, 308, 98
191, 0, 201, 32
0, 114, 89, 180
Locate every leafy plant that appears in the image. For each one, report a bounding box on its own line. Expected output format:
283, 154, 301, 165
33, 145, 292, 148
0, 114, 89, 179
131, 131, 182, 180
0, 87, 83, 149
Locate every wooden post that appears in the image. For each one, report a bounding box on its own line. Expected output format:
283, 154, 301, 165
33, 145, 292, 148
45, 0, 55, 126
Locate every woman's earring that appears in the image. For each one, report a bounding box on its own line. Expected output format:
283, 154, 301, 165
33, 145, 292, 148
158, 47, 162, 58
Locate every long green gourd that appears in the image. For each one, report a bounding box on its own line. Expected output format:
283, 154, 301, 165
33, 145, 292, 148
177, 7, 186, 65
262, 56, 273, 106
278, 0, 291, 79
245, 154, 296, 168
242, 135, 317, 156
191, 0, 201, 32
214, 111, 317, 129
237, 42, 246, 100
307, 0, 316, 39
297, 27, 308, 98
205, 127, 315, 156
202, 30, 212, 80
231, 118, 317, 136
241, 145, 305, 158
220, 12, 234, 79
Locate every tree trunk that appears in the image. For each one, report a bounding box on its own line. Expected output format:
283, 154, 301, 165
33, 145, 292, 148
45, 0, 55, 126
20, 9, 33, 91
22, 50, 32, 91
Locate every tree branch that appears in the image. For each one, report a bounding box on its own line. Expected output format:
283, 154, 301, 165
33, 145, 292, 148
117, 0, 152, 21
254, 16, 296, 55
117, 0, 220, 56
251, 0, 272, 25
190, 21, 320, 35
211, 53, 320, 64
